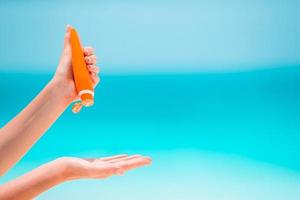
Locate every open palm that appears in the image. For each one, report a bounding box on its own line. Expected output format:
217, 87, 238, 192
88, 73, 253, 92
61, 154, 152, 180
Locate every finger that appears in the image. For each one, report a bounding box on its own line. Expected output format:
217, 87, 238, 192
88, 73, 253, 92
101, 154, 128, 161
72, 102, 82, 113
63, 25, 72, 51
115, 157, 152, 172
85, 55, 97, 65
109, 154, 143, 164
87, 65, 100, 74
64, 25, 72, 41
83, 46, 94, 56
66, 24, 72, 32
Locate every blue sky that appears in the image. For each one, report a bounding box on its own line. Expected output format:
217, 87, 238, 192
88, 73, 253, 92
0, 0, 299, 74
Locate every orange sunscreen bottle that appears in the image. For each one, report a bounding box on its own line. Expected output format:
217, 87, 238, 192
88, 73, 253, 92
70, 28, 94, 112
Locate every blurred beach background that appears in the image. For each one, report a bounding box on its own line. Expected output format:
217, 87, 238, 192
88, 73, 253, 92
0, 1, 300, 199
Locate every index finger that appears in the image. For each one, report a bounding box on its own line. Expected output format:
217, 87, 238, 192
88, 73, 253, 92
83, 46, 94, 56
101, 154, 128, 161
115, 157, 152, 172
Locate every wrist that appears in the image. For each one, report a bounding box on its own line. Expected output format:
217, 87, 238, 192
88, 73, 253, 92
52, 157, 84, 181
48, 76, 76, 107
52, 157, 77, 182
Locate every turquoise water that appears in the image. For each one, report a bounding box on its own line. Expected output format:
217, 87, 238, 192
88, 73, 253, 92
0, 66, 300, 199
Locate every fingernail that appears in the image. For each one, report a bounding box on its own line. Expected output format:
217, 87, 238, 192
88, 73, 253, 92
66, 24, 72, 32
72, 102, 82, 113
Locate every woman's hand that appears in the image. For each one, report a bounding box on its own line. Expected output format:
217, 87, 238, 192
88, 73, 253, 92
0, 154, 152, 200
0, 25, 101, 175
52, 25, 100, 106
57, 154, 152, 180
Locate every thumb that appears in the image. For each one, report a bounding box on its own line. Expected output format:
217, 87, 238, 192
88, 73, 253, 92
63, 24, 72, 50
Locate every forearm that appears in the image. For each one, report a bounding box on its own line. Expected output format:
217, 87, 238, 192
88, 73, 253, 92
0, 159, 70, 200
0, 78, 71, 175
